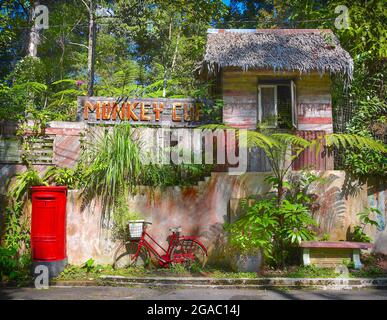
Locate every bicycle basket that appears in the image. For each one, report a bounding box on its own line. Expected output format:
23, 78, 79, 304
128, 220, 145, 240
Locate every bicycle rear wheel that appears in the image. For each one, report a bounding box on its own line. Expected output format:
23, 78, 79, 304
112, 241, 149, 269
171, 240, 207, 269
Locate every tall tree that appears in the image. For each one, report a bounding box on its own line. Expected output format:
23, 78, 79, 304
116, 0, 226, 98
82, 0, 97, 96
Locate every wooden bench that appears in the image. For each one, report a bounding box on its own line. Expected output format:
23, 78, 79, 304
300, 241, 373, 269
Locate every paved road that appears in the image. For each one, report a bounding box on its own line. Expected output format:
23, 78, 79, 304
1, 286, 387, 300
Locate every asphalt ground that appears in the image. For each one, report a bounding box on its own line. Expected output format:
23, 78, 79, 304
1, 285, 387, 300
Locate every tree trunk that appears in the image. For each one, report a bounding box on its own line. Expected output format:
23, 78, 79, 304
277, 179, 285, 205
162, 67, 168, 98
162, 27, 180, 98
87, 0, 96, 97
28, 0, 40, 57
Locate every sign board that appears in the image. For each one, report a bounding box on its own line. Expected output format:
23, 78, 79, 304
77, 97, 208, 127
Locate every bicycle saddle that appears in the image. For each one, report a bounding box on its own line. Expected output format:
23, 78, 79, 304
169, 226, 182, 233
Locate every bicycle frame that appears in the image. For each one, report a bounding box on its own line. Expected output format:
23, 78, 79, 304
131, 226, 181, 267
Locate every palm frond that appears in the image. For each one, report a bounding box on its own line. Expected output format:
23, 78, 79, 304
325, 134, 387, 153
271, 133, 310, 148
199, 124, 234, 130
245, 131, 277, 150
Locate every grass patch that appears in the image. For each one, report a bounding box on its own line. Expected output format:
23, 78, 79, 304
54, 263, 260, 280
262, 265, 337, 278
285, 266, 338, 278
53, 253, 387, 281
56, 264, 149, 280
350, 266, 386, 278
204, 269, 257, 279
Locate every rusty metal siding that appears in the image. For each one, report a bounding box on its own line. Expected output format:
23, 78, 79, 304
293, 130, 334, 170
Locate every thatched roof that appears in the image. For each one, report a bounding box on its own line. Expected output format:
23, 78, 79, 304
203, 29, 353, 80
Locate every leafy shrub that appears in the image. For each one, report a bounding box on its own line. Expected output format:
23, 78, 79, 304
0, 247, 18, 278
349, 207, 382, 242
226, 197, 316, 268
3, 169, 47, 251
82, 258, 95, 273
8, 169, 47, 202
342, 95, 387, 179
225, 171, 321, 268
0, 247, 31, 282
43, 166, 80, 189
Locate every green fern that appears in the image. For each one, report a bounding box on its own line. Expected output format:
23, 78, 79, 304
325, 134, 387, 153
13, 82, 47, 93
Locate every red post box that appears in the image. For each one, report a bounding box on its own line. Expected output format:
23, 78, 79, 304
31, 186, 68, 277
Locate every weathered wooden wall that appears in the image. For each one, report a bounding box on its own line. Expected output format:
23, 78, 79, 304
296, 73, 333, 133
0, 121, 84, 170
221, 68, 334, 171
221, 68, 332, 132
222, 68, 298, 129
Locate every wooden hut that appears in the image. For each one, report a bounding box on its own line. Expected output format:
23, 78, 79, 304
202, 29, 353, 171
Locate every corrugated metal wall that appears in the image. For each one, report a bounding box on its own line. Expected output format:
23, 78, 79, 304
292, 130, 334, 170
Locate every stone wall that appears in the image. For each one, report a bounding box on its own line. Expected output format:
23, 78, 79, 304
65, 172, 387, 265
1, 120, 386, 264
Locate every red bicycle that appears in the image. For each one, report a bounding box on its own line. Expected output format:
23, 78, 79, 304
113, 221, 207, 269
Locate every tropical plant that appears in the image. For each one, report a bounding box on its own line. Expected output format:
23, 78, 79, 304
342, 96, 387, 179
82, 258, 95, 273
0, 247, 19, 279
2, 169, 46, 250
47, 79, 87, 121
349, 207, 383, 243
8, 169, 47, 203
207, 124, 386, 267
226, 198, 277, 258
2, 201, 29, 252
79, 123, 216, 226
78, 124, 157, 225
43, 166, 80, 189
226, 194, 317, 268
203, 125, 387, 206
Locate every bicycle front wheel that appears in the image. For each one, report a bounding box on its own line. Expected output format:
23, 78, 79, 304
112, 241, 149, 269
171, 240, 207, 269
